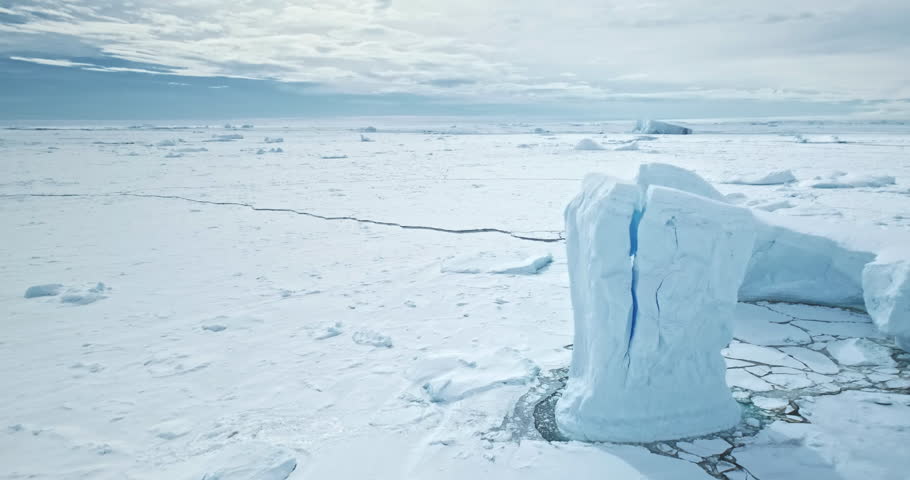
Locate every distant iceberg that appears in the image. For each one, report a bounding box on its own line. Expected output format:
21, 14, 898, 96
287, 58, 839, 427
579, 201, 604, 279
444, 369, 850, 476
634, 119, 692, 135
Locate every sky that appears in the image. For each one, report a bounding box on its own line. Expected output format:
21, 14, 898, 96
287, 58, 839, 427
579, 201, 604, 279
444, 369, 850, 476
1, 0, 909, 120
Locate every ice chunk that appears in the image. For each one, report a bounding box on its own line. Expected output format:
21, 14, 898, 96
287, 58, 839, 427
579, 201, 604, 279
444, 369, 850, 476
60, 282, 108, 305
556, 175, 755, 442
635, 163, 726, 202
24, 284, 63, 298
574, 138, 605, 150
633, 119, 692, 135
352, 329, 392, 348
739, 213, 874, 307
779, 347, 839, 374
827, 338, 895, 367
863, 260, 910, 349
613, 141, 639, 151
726, 170, 796, 185
409, 348, 539, 403
441, 251, 552, 275
810, 174, 896, 189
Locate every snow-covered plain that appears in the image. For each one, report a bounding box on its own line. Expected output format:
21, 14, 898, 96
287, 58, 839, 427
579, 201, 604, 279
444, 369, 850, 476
2, 118, 909, 479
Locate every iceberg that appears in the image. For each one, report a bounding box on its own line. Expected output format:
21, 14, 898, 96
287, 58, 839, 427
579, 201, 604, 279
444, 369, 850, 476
556, 169, 755, 442
557, 162, 910, 442
634, 120, 692, 135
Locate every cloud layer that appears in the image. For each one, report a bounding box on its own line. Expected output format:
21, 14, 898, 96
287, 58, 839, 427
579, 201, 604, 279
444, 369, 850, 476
2, 0, 909, 109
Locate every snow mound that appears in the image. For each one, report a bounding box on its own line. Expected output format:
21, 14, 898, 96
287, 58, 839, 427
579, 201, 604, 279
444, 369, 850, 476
256, 148, 283, 154
441, 251, 552, 275
60, 282, 108, 305
361, 126, 377, 133
409, 348, 539, 403
360, 134, 374, 142
755, 200, 794, 212
352, 330, 392, 348
205, 134, 243, 142
633, 120, 692, 135
24, 284, 63, 298
810, 173, 895, 189
613, 141, 639, 151
175, 147, 208, 153
574, 138, 605, 150
156, 139, 179, 147
556, 172, 754, 442
312, 321, 343, 340
199, 443, 297, 480
726, 170, 797, 185
264, 137, 284, 143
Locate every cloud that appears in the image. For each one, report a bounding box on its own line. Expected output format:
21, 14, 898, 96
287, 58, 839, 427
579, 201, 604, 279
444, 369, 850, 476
0, 0, 908, 108
10, 55, 95, 68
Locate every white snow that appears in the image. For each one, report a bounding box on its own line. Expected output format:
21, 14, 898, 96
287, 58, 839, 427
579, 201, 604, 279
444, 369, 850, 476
2, 118, 909, 480
633, 120, 692, 135
574, 138, 604, 150
726, 170, 796, 185
613, 141, 639, 151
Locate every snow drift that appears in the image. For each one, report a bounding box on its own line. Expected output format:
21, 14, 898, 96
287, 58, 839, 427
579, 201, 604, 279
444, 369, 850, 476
726, 170, 797, 185
574, 138, 605, 150
634, 120, 692, 135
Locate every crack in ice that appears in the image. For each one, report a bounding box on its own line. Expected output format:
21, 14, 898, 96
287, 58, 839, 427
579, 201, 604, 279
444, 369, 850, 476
0, 192, 564, 243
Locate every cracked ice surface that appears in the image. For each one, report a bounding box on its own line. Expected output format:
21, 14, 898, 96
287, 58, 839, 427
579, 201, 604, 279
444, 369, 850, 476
556, 173, 756, 442
3, 120, 910, 480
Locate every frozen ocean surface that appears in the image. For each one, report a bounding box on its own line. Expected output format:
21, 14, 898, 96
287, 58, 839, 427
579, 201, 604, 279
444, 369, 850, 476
2, 117, 909, 479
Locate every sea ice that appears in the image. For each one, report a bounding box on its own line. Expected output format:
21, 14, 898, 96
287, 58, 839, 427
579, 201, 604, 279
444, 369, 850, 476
633, 119, 692, 135
827, 338, 895, 367
556, 172, 755, 442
